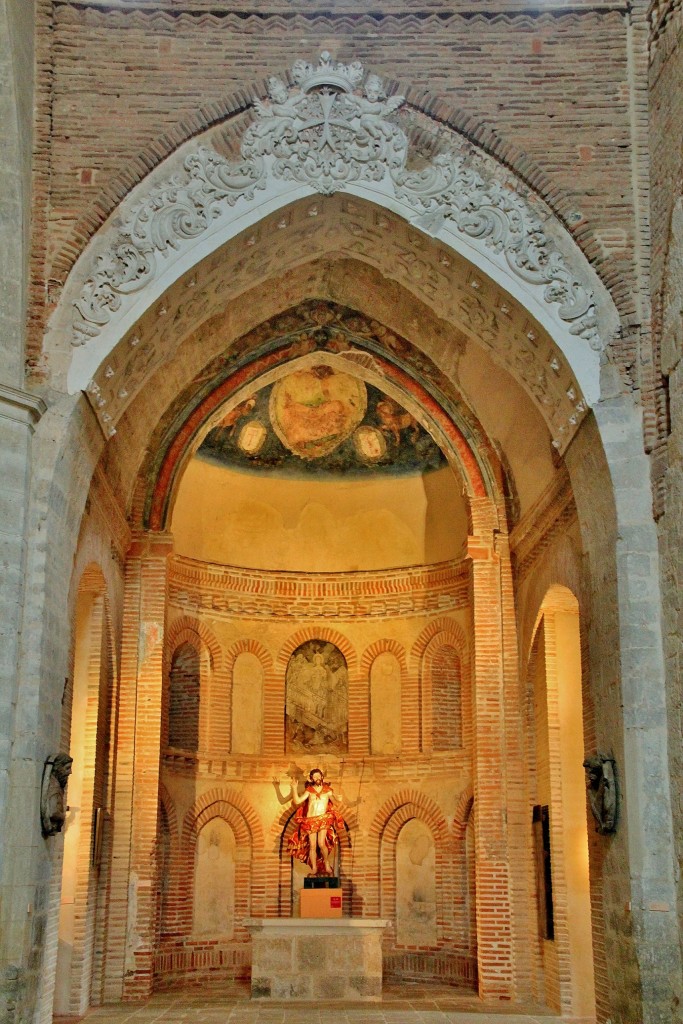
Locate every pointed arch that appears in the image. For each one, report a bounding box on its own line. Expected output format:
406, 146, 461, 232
48, 54, 620, 459
15, 39, 679, 1024
49, 76, 617, 312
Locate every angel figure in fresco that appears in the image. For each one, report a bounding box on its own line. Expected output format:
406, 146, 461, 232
375, 397, 420, 446
215, 396, 256, 435
286, 767, 346, 876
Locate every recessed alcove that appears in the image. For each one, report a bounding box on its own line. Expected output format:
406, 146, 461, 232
153, 353, 481, 989
122, 288, 597, 1007
171, 360, 470, 573
2, 4, 679, 1019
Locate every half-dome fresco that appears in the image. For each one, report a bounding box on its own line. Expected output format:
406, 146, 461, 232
197, 366, 447, 479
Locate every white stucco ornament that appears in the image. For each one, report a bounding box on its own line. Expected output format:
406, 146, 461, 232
242, 56, 406, 193
72, 52, 599, 351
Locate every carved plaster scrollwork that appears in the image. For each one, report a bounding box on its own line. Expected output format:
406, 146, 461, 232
241, 61, 406, 194
71, 52, 600, 352
81, 198, 590, 455
73, 150, 267, 345
395, 156, 597, 344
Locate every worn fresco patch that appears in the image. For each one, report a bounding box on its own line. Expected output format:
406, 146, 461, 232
197, 368, 446, 479
285, 640, 349, 754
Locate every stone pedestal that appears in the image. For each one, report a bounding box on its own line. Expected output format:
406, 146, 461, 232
245, 918, 388, 1001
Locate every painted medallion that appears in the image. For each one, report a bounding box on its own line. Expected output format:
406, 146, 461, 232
197, 368, 446, 480
269, 366, 367, 459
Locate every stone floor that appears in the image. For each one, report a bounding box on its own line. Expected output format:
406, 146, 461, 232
57, 981, 574, 1024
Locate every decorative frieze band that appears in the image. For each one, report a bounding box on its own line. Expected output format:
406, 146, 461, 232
162, 751, 466, 780
168, 554, 470, 621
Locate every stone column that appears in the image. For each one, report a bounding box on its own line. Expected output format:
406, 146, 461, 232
467, 516, 516, 1001
103, 531, 173, 1001
0, 386, 46, 977
568, 405, 683, 1021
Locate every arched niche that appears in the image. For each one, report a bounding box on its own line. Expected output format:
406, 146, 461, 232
370, 652, 402, 756
395, 819, 438, 947
168, 641, 200, 753
231, 651, 264, 755
52, 56, 616, 423
285, 640, 349, 755
193, 818, 237, 938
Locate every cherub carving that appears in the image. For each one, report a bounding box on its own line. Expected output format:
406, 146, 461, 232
350, 75, 404, 143
249, 76, 308, 149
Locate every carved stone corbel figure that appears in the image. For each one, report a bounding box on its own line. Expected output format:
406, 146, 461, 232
583, 752, 617, 835
41, 753, 74, 837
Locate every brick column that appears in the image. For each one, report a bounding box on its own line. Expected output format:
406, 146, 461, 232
104, 531, 173, 1001
468, 525, 516, 1000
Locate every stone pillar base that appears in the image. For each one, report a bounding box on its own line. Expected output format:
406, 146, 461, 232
245, 918, 388, 1001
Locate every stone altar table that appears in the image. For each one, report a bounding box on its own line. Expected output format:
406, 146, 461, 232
245, 918, 388, 1001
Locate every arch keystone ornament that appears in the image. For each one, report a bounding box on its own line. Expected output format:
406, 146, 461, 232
64, 52, 614, 419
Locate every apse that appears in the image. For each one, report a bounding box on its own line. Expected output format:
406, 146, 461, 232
171, 361, 468, 572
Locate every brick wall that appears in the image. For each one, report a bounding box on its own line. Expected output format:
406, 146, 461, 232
431, 645, 462, 752
7, 2, 674, 1018
168, 643, 200, 753
29, 2, 639, 373
156, 554, 478, 987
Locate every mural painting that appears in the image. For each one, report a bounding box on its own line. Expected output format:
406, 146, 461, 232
285, 640, 348, 753
197, 365, 447, 479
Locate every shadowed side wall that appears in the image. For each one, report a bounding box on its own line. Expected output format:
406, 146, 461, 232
566, 407, 682, 1021
649, 0, 683, 961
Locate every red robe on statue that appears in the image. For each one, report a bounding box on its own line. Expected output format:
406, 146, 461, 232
287, 782, 345, 875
